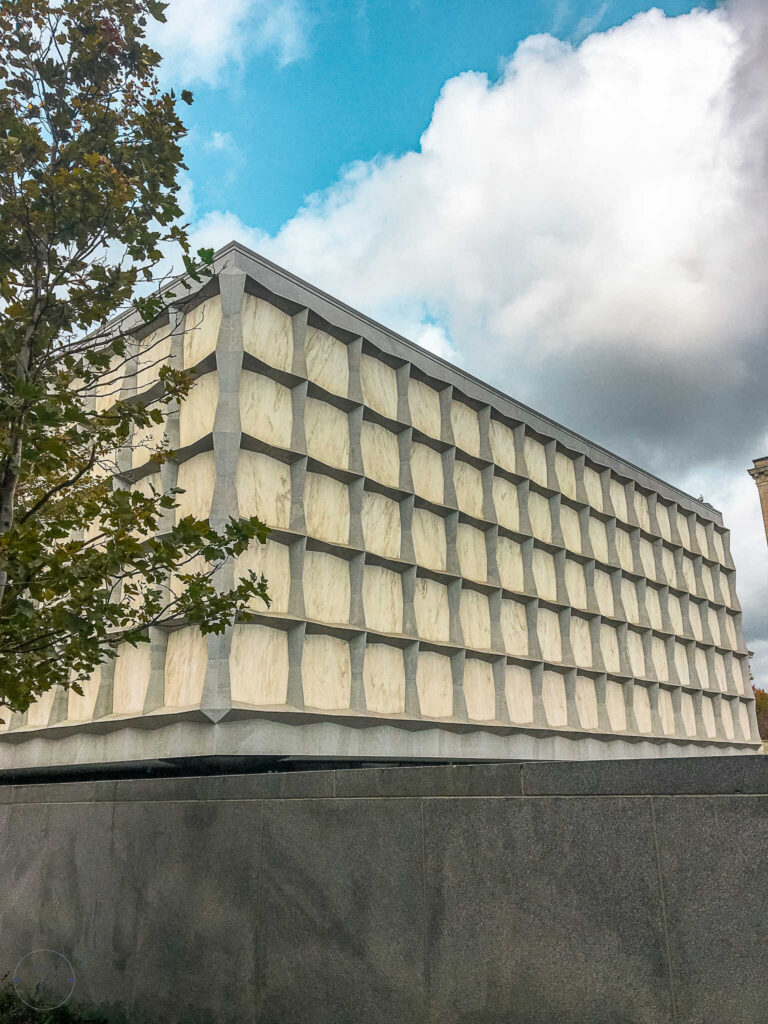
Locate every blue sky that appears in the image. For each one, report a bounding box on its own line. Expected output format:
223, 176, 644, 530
169, 0, 716, 233
151, 0, 768, 672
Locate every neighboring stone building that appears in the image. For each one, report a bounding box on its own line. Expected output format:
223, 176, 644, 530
749, 456, 768, 547
0, 242, 759, 773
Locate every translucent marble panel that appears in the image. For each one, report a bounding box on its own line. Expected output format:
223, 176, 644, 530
721, 698, 735, 740
305, 398, 349, 469
454, 459, 484, 518
135, 325, 173, 394
688, 601, 704, 642
681, 556, 697, 594
538, 608, 562, 663
652, 636, 669, 681
176, 452, 216, 521
528, 491, 552, 543
701, 694, 717, 738
725, 613, 739, 651
26, 687, 56, 729
674, 642, 690, 685
633, 685, 652, 733
524, 436, 548, 488
241, 294, 293, 372
230, 624, 288, 706
615, 528, 634, 573
362, 490, 401, 560
304, 550, 351, 624
408, 378, 442, 439
594, 570, 615, 618
304, 473, 349, 544
164, 627, 207, 708
695, 647, 709, 687
707, 606, 722, 648
576, 676, 599, 730
713, 651, 728, 692
233, 539, 291, 614
555, 452, 577, 501
606, 680, 627, 731
661, 546, 677, 588
239, 372, 292, 449
493, 476, 520, 532
677, 513, 691, 551
302, 635, 351, 710
457, 524, 487, 582
506, 664, 533, 724
559, 504, 581, 553
583, 466, 604, 511
570, 615, 593, 668
410, 442, 444, 505
490, 420, 517, 474
638, 538, 656, 581
361, 421, 400, 489
131, 415, 166, 469
667, 592, 684, 636
565, 560, 587, 609
363, 565, 403, 634
417, 652, 453, 718
589, 517, 609, 563
464, 659, 496, 721
178, 375, 217, 446
634, 491, 651, 533
364, 644, 405, 714
713, 530, 726, 565
701, 562, 715, 602
451, 400, 480, 457
532, 548, 557, 602
305, 326, 348, 397
414, 577, 450, 642
601, 624, 621, 674
184, 295, 222, 368
681, 692, 697, 736
645, 586, 663, 631
67, 667, 101, 723
361, 353, 398, 419
497, 537, 525, 593
412, 507, 447, 572
542, 670, 567, 726
739, 702, 753, 742
659, 688, 675, 735
460, 589, 491, 649
501, 600, 528, 656
695, 521, 710, 559
621, 577, 639, 624
609, 479, 628, 522
238, 451, 292, 529
656, 503, 672, 542
627, 630, 645, 677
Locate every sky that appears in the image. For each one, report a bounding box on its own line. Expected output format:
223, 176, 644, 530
149, 0, 768, 681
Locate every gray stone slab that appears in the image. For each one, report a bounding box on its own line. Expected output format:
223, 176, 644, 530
521, 754, 768, 797
256, 798, 427, 1024
334, 761, 523, 798
422, 795, 675, 1024
111, 799, 262, 1023
653, 794, 768, 1024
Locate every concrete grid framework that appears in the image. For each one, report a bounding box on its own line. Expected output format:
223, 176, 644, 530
0, 242, 759, 771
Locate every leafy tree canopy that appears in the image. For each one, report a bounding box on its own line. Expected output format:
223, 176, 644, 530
0, 0, 268, 719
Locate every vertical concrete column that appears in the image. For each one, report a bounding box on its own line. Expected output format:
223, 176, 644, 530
573, 453, 589, 506
489, 588, 504, 654
559, 606, 575, 665
648, 682, 664, 737
594, 674, 613, 732
347, 337, 364, 405
605, 517, 620, 569
549, 493, 565, 548
543, 440, 558, 491
616, 622, 633, 678
398, 426, 414, 493
349, 632, 367, 712
396, 362, 411, 425
553, 549, 570, 607
286, 622, 306, 709
478, 405, 493, 463
588, 615, 606, 673
610, 568, 627, 622
448, 577, 464, 647
445, 511, 461, 577
143, 626, 169, 713
622, 679, 640, 735
563, 667, 581, 730
517, 479, 533, 537
481, 463, 496, 522
442, 447, 458, 509
349, 477, 365, 550
289, 456, 308, 535
349, 552, 366, 629
658, 585, 674, 635
635, 578, 652, 629
92, 656, 116, 720
526, 600, 543, 660
290, 380, 308, 455
290, 309, 309, 378
492, 656, 510, 722
400, 494, 416, 564
485, 524, 501, 588
583, 559, 600, 617
199, 267, 245, 717
691, 689, 710, 742
521, 536, 537, 596
529, 662, 548, 729
403, 640, 421, 716
439, 384, 455, 446
287, 537, 307, 618
402, 564, 418, 637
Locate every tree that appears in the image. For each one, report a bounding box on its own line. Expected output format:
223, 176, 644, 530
0, 0, 269, 720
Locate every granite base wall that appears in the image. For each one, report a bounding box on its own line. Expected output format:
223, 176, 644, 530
1, 756, 767, 1024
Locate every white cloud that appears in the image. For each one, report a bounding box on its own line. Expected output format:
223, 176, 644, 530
191, 0, 768, 670
147, 0, 309, 86
205, 131, 237, 152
